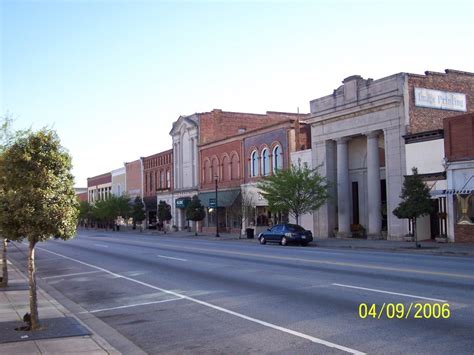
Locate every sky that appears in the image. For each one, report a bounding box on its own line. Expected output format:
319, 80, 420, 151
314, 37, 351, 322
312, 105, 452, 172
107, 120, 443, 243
1, 0, 473, 187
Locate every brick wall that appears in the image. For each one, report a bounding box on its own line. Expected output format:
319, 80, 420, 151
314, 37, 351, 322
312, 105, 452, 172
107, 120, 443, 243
408, 69, 474, 134
444, 113, 474, 161
125, 159, 142, 197
454, 224, 474, 242
142, 149, 173, 198
87, 172, 111, 187
200, 139, 243, 191
199, 109, 307, 145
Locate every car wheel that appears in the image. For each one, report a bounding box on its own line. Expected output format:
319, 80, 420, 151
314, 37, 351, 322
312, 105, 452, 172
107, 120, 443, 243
301, 242, 308, 247
259, 236, 267, 245
281, 236, 288, 246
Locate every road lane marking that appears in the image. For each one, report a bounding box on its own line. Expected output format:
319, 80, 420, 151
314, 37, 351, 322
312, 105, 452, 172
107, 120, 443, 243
85, 298, 183, 313
42, 270, 102, 280
157, 255, 187, 262
94, 244, 109, 248
37, 247, 365, 355
332, 283, 448, 303
143, 244, 474, 280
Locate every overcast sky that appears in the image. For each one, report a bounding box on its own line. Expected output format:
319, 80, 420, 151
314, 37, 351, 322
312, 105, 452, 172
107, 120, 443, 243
1, 0, 473, 187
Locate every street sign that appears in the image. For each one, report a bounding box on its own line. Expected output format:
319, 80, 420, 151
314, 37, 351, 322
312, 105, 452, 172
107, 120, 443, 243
209, 198, 216, 208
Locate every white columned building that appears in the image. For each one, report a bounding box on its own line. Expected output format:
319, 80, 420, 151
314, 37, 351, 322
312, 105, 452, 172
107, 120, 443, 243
305, 74, 408, 240
169, 114, 200, 231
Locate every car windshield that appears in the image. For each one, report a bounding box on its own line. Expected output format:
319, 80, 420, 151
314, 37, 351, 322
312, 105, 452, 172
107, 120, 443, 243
286, 224, 305, 232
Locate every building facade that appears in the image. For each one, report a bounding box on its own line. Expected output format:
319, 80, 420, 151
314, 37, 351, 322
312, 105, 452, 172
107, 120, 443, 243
142, 150, 173, 228
445, 113, 474, 242
305, 69, 473, 240
87, 172, 112, 203
111, 167, 126, 197
125, 159, 143, 199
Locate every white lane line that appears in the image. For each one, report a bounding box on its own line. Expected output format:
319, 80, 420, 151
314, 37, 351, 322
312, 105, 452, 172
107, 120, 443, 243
157, 255, 187, 262
42, 270, 102, 280
86, 298, 183, 314
94, 244, 109, 248
332, 283, 448, 303
38, 247, 364, 355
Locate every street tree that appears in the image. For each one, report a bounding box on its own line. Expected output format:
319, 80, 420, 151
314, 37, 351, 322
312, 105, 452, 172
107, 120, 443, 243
78, 200, 94, 227
0, 114, 15, 287
131, 196, 146, 230
157, 200, 172, 233
0, 129, 79, 329
393, 167, 433, 248
257, 162, 330, 225
185, 195, 206, 236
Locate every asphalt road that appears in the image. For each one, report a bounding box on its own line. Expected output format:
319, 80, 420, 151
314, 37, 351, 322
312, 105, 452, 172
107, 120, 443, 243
8, 230, 474, 354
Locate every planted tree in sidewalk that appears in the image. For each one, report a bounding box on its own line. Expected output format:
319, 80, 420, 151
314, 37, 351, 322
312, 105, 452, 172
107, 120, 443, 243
0, 114, 15, 287
0, 129, 79, 329
131, 196, 146, 230
78, 200, 94, 227
257, 161, 330, 225
393, 167, 433, 248
157, 200, 172, 233
185, 195, 206, 236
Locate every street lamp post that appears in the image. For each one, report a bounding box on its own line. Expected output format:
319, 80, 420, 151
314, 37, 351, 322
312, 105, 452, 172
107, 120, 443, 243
215, 175, 220, 238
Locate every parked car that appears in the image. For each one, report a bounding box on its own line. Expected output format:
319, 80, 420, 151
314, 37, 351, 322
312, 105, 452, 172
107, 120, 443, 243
258, 223, 313, 246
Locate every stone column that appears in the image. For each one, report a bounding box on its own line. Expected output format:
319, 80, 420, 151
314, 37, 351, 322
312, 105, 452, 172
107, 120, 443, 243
336, 137, 351, 237
366, 131, 382, 236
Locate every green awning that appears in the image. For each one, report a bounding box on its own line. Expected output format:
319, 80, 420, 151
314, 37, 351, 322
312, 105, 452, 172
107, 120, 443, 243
198, 189, 241, 208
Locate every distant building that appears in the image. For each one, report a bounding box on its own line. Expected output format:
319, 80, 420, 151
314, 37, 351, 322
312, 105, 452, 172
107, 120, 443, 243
87, 172, 112, 203
125, 159, 143, 199
75, 187, 88, 202
142, 150, 173, 228
111, 167, 126, 197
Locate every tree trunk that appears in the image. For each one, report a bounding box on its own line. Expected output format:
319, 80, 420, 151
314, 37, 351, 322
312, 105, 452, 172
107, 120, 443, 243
195, 220, 198, 236
413, 218, 420, 248
295, 213, 299, 226
1, 238, 8, 287
28, 240, 41, 330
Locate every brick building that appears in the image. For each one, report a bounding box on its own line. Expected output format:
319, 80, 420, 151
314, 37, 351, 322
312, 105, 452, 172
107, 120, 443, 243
125, 159, 143, 199
444, 112, 474, 242
87, 172, 112, 203
142, 149, 173, 228
198, 112, 309, 235
170, 109, 302, 231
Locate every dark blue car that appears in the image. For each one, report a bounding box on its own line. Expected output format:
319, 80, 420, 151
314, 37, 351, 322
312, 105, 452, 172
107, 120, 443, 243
258, 223, 313, 246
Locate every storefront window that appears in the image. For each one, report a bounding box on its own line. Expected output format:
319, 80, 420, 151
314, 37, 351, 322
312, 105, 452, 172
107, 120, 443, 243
456, 194, 474, 225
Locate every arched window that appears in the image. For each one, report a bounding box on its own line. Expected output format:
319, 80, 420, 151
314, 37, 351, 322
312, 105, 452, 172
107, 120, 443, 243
212, 157, 219, 181
204, 160, 211, 184
222, 155, 230, 181
166, 170, 171, 188
250, 150, 258, 177
273, 145, 282, 172
261, 148, 269, 176
231, 153, 240, 180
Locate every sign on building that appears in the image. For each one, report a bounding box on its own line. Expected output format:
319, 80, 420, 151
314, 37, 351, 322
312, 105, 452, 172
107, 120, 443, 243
415, 88, 467, 112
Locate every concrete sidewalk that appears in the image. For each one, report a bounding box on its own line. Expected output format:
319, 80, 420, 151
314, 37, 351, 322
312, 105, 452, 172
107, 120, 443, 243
0, 262, 119, 355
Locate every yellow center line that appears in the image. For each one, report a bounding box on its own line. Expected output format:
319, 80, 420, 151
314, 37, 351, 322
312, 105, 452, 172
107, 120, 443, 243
150, 243, 474, 280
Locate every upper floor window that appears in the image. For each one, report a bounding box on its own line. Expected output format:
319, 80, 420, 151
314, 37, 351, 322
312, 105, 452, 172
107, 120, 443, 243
250, 150, 258, 177
261, 148, 270, 176
231, 153, 239, 180
273, 145, 282, 172
166, 170, 171, 188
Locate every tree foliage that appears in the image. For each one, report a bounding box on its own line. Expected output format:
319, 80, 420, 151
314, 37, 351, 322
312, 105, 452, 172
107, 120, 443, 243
186, 195, 206, 236
393, 167, 433, 247
91, 195, 131, 229
393, 167, 433, 220
257, 162, 330, 225
131, 196, 146, 229
157, 200, 172, 231
0, 128, 79, 329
